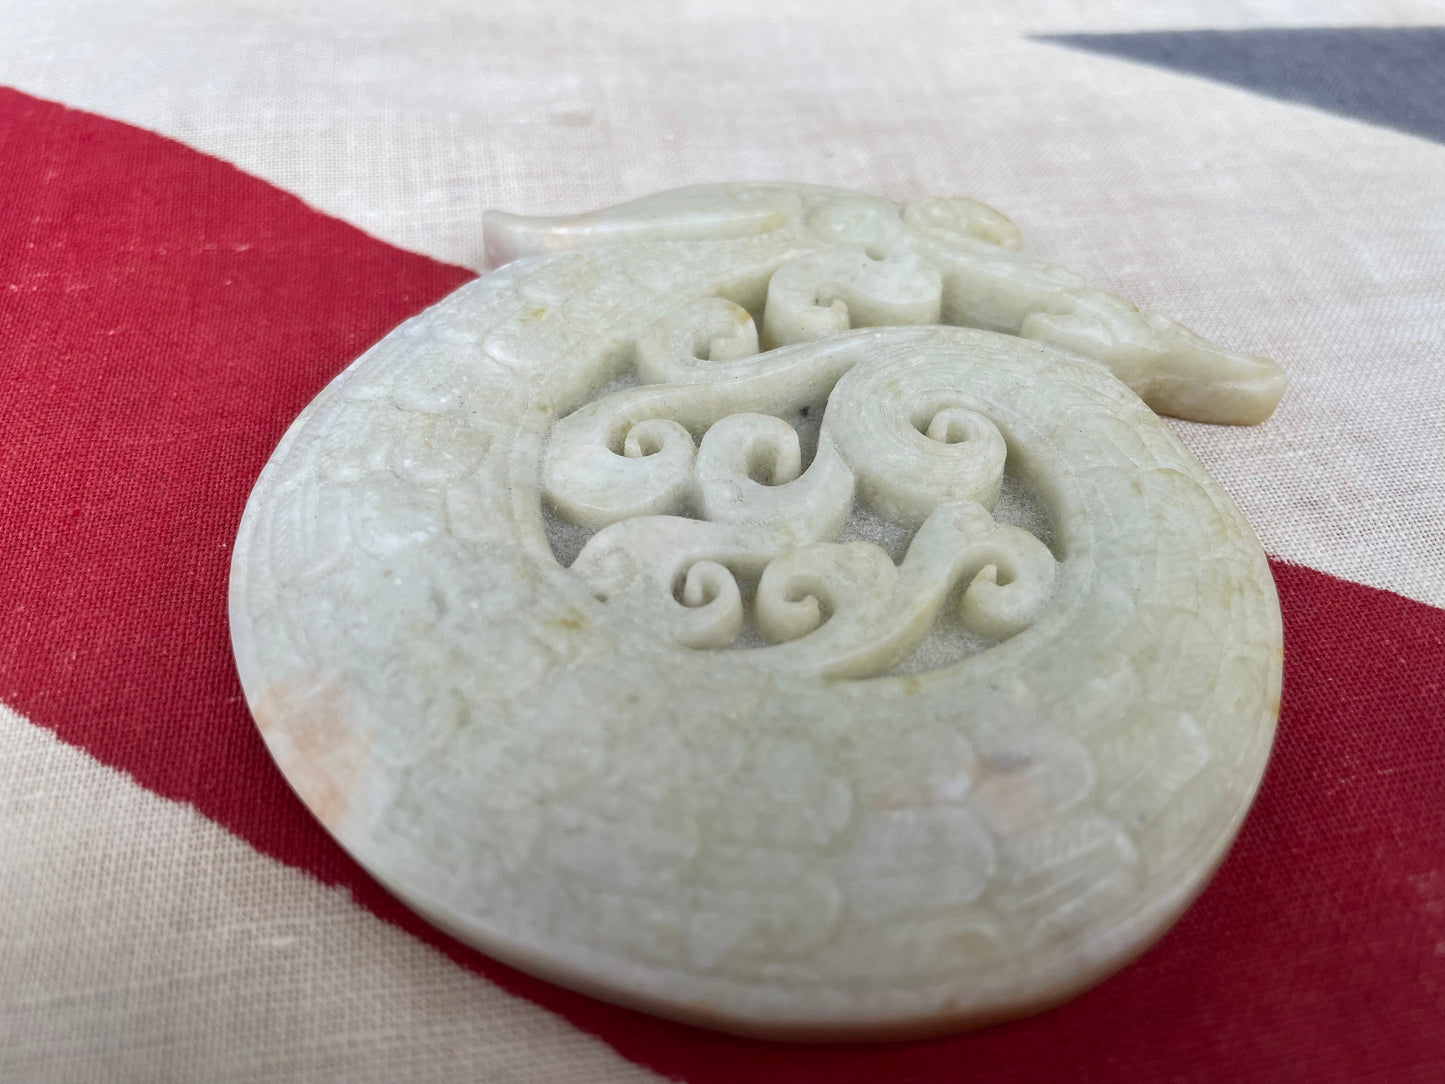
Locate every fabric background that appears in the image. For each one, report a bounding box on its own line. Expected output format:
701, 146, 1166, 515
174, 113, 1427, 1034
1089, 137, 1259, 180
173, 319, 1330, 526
1, 1, 1442, 1081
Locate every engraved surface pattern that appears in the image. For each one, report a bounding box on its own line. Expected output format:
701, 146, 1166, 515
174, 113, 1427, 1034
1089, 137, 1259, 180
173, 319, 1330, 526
230, 184, 1283, 1037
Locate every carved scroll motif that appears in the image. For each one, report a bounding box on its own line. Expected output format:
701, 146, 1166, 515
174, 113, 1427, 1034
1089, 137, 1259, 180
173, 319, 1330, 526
543, 289, 1057, 678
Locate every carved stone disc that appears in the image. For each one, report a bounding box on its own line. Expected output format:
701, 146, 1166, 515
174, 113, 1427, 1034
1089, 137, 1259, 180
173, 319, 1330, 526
230, 184, 1284, 1039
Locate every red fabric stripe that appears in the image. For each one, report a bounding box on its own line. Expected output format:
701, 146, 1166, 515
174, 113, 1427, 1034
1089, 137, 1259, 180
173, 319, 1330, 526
2, 86, 1442, 1082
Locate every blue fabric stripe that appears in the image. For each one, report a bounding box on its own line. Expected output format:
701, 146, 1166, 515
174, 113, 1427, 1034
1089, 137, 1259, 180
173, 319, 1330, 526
1039, 27, 1445, 144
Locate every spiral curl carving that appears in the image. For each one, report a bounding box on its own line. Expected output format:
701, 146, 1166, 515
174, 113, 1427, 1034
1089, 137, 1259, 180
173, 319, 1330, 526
544, 275, 1060, 678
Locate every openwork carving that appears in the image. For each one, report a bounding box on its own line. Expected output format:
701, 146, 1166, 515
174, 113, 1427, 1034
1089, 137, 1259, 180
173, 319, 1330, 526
530, 184, 1281, 679
543, 297, 1057, 677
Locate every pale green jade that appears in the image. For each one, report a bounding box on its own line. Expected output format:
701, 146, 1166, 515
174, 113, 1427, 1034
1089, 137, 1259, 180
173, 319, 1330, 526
230, 184, 1283, 1039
